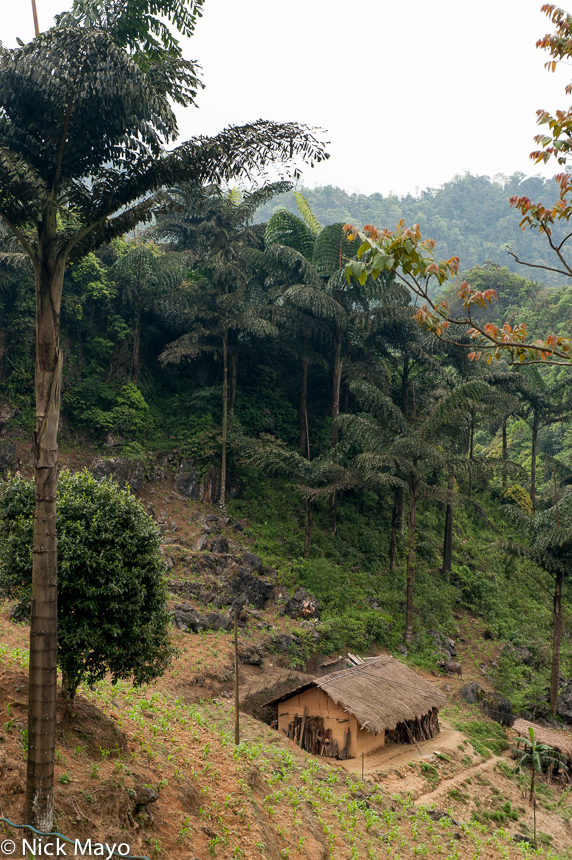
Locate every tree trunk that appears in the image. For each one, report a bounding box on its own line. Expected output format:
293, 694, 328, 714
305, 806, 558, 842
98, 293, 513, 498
330, 327, 343, 447
405, 475, 418, 647
397, 358, 409, 533
550, 569, 563, 718
502, 417, 508, 489
468, 408, 474, 499
329, 327, 343, 533
389, 490, 399, 571
303, 499, 313, 559
131, 306, 141, 385
531, 407, 538, 510
25, 243, 64, 832
61, 667, 79, 709
220, 327, 228, 509
298, 347, 309, 458
229, 351, 237, 416
442, 465, 455, 581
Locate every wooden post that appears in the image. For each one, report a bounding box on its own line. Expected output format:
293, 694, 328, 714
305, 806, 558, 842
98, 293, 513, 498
361, 752, 364, 780
234, 608, 239, 745
404, 720, 422, 755
298, 706, 308, 748
31, 0, 40, 35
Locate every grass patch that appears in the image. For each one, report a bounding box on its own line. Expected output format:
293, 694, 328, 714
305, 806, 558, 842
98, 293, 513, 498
452, 717, 508, 758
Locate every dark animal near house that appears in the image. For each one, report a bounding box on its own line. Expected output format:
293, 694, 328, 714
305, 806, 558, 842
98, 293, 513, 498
438, 660, 462, 679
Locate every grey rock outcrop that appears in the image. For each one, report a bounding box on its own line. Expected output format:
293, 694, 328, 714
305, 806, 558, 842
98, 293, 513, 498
173, 603, 237, 633
269, 632, 301, 652
237, 641, 264, 665
0, 441, 17, 471
500, 643, 534, 666
241, 551, 263, 573
175, 460, 242, 503
557, 677, 572, 722
90, 456, 144, 492
0, 401, 16, 429
428, 629, 457, 659
230, 569, 274, 610
284, 588, 320, 619
460, 682, 483, 705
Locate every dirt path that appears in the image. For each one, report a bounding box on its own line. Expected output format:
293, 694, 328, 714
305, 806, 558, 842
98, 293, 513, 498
337, 724, 468, 776
414, 754, 502, 806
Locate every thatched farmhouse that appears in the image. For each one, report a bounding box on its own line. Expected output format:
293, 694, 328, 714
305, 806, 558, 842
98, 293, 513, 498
266, 655, 446, 760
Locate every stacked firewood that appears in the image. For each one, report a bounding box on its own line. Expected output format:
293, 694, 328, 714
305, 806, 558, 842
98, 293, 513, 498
283, 715, 346, 758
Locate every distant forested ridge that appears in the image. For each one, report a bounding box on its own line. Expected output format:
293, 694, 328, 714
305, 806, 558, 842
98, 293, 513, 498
255, 173, 566, 287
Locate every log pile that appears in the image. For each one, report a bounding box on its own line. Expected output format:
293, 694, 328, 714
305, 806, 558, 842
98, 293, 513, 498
386, 708, 440, 745
283, 715, 347, 758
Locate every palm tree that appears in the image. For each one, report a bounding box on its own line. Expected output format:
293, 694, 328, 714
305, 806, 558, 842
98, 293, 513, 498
263, 242, 332, 457
501, 492, 572, 717
341, 376, 492, 645
156, 183, 291, 507
513, 727, 563, 846
241, 433, 355, 558
112, 239, 186, 384
0, 11, 326, 829
266, 203, 396, 531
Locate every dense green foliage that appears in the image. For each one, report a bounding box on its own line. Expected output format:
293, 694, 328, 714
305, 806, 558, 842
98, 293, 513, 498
2, 174, 572, 711
254, 175, 569, 287
0, 471, 174, 702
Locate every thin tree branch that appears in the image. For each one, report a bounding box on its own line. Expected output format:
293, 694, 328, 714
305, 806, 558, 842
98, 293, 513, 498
0, 213, 38, 265
507, 248, 572, 278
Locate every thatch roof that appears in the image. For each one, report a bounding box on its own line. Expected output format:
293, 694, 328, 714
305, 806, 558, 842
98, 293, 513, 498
265, 655, 446, 735
513, 719, 572, 762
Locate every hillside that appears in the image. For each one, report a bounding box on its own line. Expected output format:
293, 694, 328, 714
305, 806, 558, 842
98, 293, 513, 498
253, 174, 569, 287
2, 162, 572, 860
1, 438, 572, 859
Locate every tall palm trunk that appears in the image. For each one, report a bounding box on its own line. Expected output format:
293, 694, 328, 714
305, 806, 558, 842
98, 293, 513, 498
131, 305, 141, 385
388, 491, 399, 571
220, 325, 228, 509
502, 417, 508, 489
396, 358, 410, 538
442, 465, 455, 581
303, 499, 313, 559
329, 326, 343, 533
468, 408, 474, 499
405, 470, 418, 647
26, 223, 64, 832
531, 407, 538, 510
229, 352, 237, 416
550, 569, 563, 717
298, 340, 309, 457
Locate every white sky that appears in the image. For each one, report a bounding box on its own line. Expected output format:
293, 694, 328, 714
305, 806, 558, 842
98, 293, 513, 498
4, 0, 572, 197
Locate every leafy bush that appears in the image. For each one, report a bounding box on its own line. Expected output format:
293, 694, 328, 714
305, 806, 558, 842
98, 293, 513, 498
63, 381, 152, 440
0, 470, 174, 702
499, 484, 533, 516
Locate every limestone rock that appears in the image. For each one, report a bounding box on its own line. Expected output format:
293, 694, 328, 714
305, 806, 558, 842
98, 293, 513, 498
230, 569, 273, 610
500, 643, 534, 666
237, 641, 264, 665
284, 588, 320, 619
0, 441, 17, 471
90, 456, 144, 492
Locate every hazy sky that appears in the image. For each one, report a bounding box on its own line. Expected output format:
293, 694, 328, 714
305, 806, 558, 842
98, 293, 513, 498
4, 0, 571, 197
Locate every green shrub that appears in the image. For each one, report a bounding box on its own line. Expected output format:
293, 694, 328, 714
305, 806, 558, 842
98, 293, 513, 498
0, 470, 174, 702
